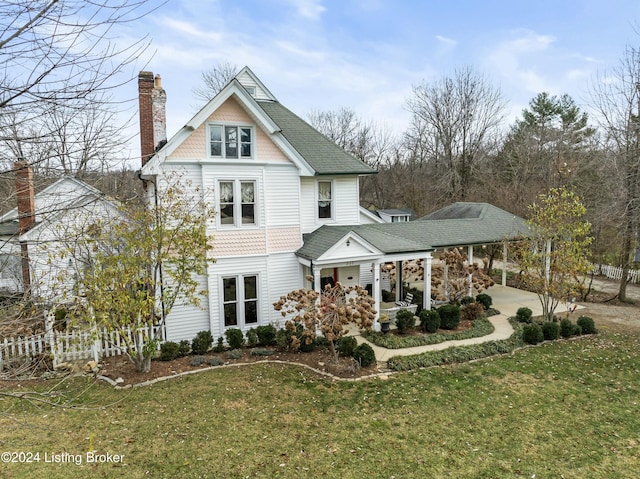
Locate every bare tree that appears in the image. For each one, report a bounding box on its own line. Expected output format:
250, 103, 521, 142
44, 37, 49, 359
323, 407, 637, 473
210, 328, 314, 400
405, 67, 507, 203
590, 45, 640, 301
192, 61, 239, 105
0, 0, 163, 177
307, 107, 399, 209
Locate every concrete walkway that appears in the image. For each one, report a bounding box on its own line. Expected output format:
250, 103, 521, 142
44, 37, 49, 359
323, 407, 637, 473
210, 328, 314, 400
352, 286, 583, 362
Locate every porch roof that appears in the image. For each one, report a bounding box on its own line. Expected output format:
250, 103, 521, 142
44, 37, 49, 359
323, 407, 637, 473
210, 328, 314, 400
297, 224, 431, 261
297, 203, 529, 261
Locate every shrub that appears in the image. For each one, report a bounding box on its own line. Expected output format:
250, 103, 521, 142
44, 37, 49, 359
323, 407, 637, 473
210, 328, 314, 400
515, 307, 533, 323
246, 328, 258, 347
438, 304, 461, 330
475, 293, 492, 310
460, 296, 475, 305
250, 348, 275, 356
522, 323, 543, 344
190, 355, 207, 366
560, 318, 575, 338
353, 343, 376, 367
572, 323, 583, 336
208, 357, 225, 366
419, 309, 440, 333
191, 330, 213, 355
461, 303, 485, 322
226, 349, 243, 360
159, 341, 180, 361
541, 321, 560, 341
177, 340, 191, 357
213, 336, 225, 353
395, 309, 416, 334
275, 328, 291, 350
256, 324, 277, 346
337, 336, 358, 357
577, 315, 597, 334
225, 328, 245, 349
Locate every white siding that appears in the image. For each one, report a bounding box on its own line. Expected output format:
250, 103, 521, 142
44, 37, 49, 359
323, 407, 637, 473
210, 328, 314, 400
164, 274, 210, 342
265, 252, 302, 326
264, 164, 300, 227
300, 176, 362, 233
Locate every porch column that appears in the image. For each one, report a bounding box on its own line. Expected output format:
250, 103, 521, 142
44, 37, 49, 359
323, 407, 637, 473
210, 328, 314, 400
313, 266, 322, 295
467, 245, 474, 297
373, 261, 381, 331
395, 260, 403, 302
502, 242, 507, 287
424, 253, 432, 310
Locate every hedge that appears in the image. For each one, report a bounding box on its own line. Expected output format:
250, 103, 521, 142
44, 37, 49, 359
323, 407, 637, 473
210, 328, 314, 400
386, 320, 524, 371
362, 317, 494, 349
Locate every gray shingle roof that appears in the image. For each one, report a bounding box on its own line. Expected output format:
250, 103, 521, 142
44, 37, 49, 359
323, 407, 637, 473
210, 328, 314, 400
256, 101, 376, 176
298, 203, 530, 261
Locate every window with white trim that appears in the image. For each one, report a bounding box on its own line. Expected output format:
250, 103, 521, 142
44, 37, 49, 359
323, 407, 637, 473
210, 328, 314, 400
209, 125, 253, 158
222, 275, 258, 327
318, 180, 332, 219
218, 180, 256, 226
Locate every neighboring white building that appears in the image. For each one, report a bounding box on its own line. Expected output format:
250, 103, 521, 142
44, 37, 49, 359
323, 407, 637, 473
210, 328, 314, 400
0, 170, 120, 299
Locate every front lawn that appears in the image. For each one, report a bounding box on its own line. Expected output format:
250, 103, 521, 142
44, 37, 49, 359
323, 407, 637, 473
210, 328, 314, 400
1, 322, 639, 478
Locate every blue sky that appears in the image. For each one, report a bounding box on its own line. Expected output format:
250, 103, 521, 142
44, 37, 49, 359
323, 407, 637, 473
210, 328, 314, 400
118, 0, 640, 148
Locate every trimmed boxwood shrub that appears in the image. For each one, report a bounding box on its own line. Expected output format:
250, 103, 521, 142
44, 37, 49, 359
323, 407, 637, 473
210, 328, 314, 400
256, 324, 277, 346
337, 336, 358, 357
475, 293, 492, 310
460, 296, 475, 305
353, 343, 376, 367
213, 336, 225, 353
515, 307, 533, 323
560, 318, 575, 338
395, 309, 416, 334
438, 304, 461, 330
541, 321, 560, 341
191, 330, 213, 355
577, 315, 597, 334
225, 328, 245, 349
177, 340, 191, 357
419, 309, 440, 333
159, 341, 180, 361
522, 323, 543, 344
246, 328, 258, 347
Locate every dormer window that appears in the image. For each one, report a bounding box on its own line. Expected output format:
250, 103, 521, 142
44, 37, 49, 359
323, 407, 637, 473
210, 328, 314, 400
209, 125, 253, 158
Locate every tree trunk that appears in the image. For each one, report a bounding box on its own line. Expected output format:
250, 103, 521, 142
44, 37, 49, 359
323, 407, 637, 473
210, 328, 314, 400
618, 218, 633, 302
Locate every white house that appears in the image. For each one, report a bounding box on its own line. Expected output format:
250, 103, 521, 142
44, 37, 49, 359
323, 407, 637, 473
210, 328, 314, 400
0, 165, 120, 299
139, 67, 529, 342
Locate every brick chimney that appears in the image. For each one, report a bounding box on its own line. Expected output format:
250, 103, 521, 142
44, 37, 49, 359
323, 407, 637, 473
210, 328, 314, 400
138, 71, 167, 167
14, 161, 35, 234
14, 161, 35, 292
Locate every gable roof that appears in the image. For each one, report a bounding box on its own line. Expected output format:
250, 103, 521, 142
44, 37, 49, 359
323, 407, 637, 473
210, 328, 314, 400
0, 177, 118, 240
141, 66, 376, 177
256, 101, 375, 176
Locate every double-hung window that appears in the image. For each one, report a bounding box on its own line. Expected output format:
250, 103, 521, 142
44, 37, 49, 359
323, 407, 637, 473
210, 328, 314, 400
318, 180, 333, 219
210, 125, 252, 159
218, 180, 256, 226
222, 275, 258, 327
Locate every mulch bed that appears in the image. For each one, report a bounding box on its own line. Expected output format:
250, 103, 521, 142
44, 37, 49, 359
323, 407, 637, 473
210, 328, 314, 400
99, 347, 381, 386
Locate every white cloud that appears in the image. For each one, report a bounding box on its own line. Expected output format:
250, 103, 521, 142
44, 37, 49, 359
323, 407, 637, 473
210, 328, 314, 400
286, 0, 326, 20
435, 35, 456, 46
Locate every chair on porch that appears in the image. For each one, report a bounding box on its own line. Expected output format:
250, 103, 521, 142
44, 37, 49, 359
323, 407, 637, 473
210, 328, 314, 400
395, 292, 414, 308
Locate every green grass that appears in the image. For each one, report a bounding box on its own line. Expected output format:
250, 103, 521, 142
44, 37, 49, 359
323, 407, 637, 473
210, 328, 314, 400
1, 324, 640, 478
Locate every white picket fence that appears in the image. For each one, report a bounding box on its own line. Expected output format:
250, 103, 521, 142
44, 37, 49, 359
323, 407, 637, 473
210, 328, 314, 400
593, 264, 640, 284
0, 319, 163, 370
